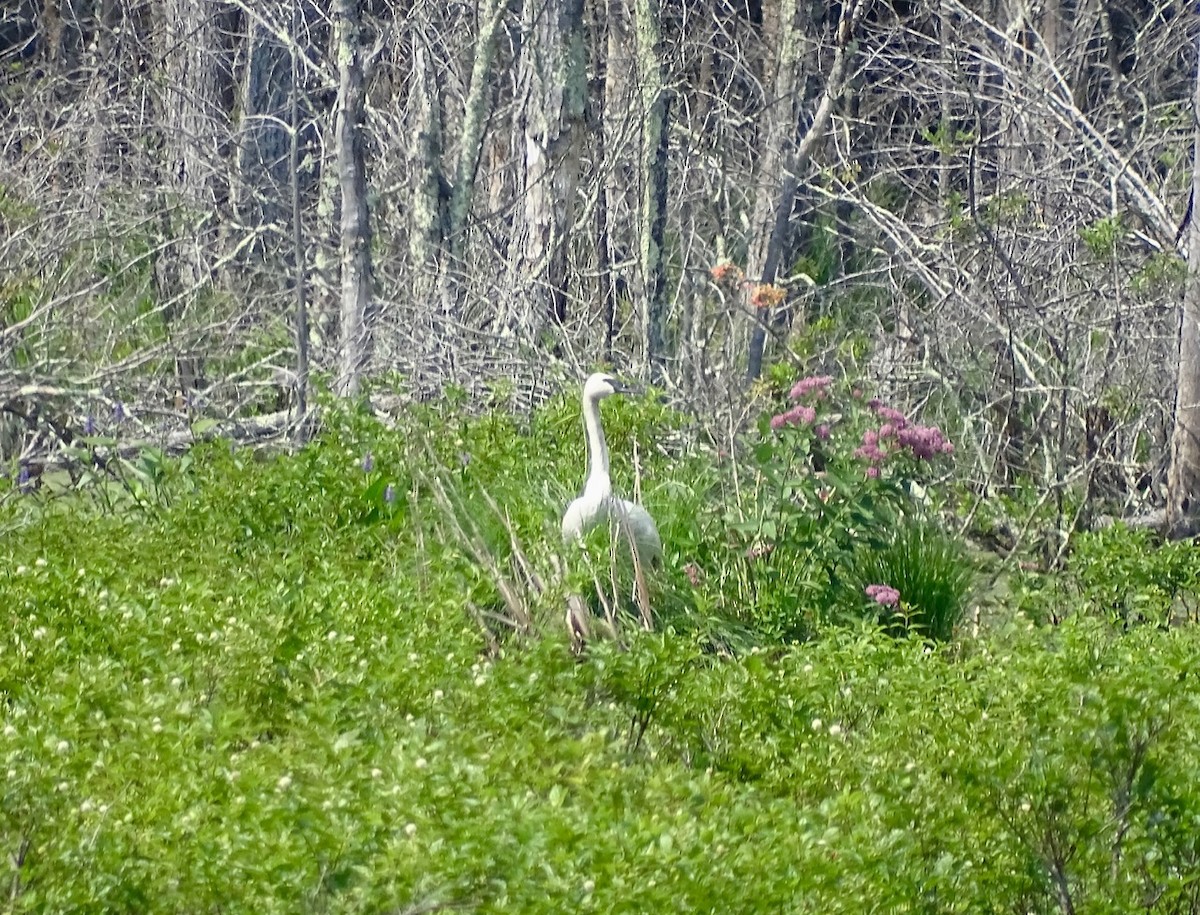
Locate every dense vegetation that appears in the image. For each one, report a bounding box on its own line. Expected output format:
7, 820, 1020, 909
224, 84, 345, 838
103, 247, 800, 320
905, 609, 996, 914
3, 383, 1200, 913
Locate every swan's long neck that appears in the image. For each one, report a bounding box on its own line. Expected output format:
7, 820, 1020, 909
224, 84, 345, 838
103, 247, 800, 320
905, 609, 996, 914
582, 392, 610, 486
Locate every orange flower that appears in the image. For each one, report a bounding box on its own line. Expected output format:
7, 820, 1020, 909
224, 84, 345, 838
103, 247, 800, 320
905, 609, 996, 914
750, 283, 786, 309
710, 260, 745, 286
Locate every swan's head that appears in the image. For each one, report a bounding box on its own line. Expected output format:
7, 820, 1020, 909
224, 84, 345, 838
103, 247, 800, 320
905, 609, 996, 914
583, 372, 632, 401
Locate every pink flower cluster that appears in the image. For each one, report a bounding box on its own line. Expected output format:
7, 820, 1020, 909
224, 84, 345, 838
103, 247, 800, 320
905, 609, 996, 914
853, 400, 954, 471
865, 584, 901, 606
770, 375, 835, 430
789, 375, 834, 400
770, 403, 817, 430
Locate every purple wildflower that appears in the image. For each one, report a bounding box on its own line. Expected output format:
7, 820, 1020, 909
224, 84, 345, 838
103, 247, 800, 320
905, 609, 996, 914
383, 483, 396, 504
816, 424, 831, 441
770, 404, 817, 430
855, 429, 887, 464
865, 584, 901, 606
897, 424, 953, 461
878, 423, 896, 439
83, 415, 96, 436
361, 452, 374, 473
113, 402, 126, 423
873, 405, 909, 429
17, 465, 32, 492
790, 375, 834, 400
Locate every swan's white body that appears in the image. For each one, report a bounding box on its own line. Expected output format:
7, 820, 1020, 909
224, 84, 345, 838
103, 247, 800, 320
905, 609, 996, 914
562, 373, 663, 569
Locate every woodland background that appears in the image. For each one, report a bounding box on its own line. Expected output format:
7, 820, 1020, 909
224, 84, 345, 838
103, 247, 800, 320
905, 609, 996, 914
0, 0, 1196, 538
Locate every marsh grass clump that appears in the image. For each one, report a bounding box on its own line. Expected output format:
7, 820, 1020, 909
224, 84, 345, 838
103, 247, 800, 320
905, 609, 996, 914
844, 522, 973, 640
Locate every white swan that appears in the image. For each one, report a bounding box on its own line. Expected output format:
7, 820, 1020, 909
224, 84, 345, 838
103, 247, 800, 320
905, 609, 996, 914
561, 373, 663, 570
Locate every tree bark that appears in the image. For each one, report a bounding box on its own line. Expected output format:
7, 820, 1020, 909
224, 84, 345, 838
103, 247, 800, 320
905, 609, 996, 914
334, 0, 374, 397
746, 0, 862, 380
407, 21, 446, 293
600, 0, 634, 361
157, 0, 236, 311
447, 0, 505, 266
290, 0, 310, 437
509, 0, 587, 335
634, 0, 669, 380
744, 0, 808, 381
83, 0, 118, 215
236, 1, 295, 257
1167, 35, 1200, 535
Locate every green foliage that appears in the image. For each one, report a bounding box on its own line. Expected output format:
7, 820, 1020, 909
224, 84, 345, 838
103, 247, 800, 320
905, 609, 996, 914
714, 375, 958, 641
1079, 214, 1125, 259
1069, 524, 1200, 626
843, 521, 974, 640
919, 119, 976, 156
1131, 252, 1187, 296
2, 396, 1200, 913
983, 191, 1031, 224
1007, 523, 1200, 629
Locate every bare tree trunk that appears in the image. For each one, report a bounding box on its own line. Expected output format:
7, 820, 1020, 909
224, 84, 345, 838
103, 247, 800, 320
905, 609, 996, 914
1167, 37, 1200, 535
236, 1, 295, 257
312, 115, 341, 353
600, 0, 634, 361
447, 0, 505, 266
83, 0, 118, 215
407, 19, 446, 295
157, 0, 236, 312
634, 0, 669, 380
334, 0, 374, 397
746, 0, 862, 380
290, 0, 310, 436
509, 0, 587, 335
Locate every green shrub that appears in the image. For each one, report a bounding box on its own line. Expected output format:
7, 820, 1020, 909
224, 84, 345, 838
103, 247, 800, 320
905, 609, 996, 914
715, 374, 959, 640
1009, 524, 1200, 628
4, 401, 1200, 913
843, 521, 974, 640
1071, 523, 1200, 626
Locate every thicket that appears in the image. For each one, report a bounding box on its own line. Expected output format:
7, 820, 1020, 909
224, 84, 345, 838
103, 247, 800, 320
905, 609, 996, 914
2, 381, 1200, 913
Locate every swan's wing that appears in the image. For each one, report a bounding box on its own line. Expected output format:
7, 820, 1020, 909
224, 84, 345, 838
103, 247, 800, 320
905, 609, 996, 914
562, 497, 587, 542
563, 492, 612, 542
614, 499, 663, 564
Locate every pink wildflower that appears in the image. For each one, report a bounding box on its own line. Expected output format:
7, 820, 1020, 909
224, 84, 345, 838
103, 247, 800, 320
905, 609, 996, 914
771, 404, 817, 430
789, 375, 834, 400
878, 423, 896, 439
873, 405, 909, 429
897, 424, 953, 461
854, 443, 885, 463
865, 584, 901, 606
865, 465, 881, 479
816, 424, 831, 441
